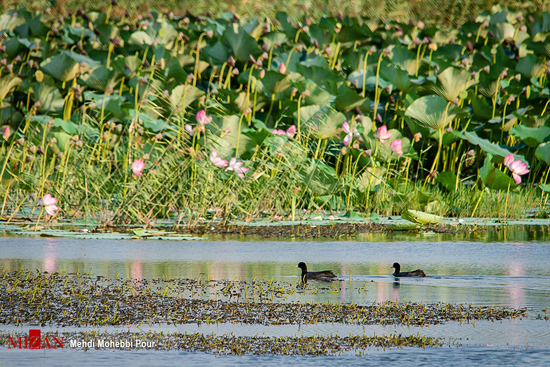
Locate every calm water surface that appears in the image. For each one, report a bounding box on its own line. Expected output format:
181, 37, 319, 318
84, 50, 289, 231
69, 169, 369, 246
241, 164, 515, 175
1, 231, 549, 366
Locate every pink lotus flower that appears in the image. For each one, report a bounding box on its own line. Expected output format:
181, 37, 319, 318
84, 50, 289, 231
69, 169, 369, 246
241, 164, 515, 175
272, 125, 296, 138
132, 159, 145, 177
390, 139, 403, 156
210, 150, 228, 168
184, 124, 194, 136
342, 122, 361, 146
504, 153, 529, 184
40, 194, 60, 216
374, 125, 392, 144
2, 126, 10, 140
196, 110, 212, 125
279, 62, 286, 74
285, 125, 296, 138
225, 157, 249, 178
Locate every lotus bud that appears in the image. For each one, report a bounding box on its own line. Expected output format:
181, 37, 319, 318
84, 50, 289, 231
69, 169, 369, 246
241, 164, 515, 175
395, 28, 403, 37
341, 147, 348, 155
210, 87, 219, 94
1, 126, 10, 140
187, 74, 194, 83
17, 137, 25, 145
115, 124, 123, 133
417, 21, 425, 29
76, 140, 83, 148
528, 15, 534, 23
232, 68, 239, 76
6, 64, 12, 72
520, 25, 527, 32
414, 132, 422, 142
47, 119, 55, 127
352, 140, 360, 149
143, 153, 150, 160
56, 152, 63, 160
452, 97, 459, 105
227, 56, 235, 67
155, 133, 163, 141
262, 43, 269, 52
376, 113, 382, 123
206, 30, 214, 38
256, 59, 263, 68
302, 89, 310, 97
72, 135, 79, 142
471, 71, 478, 78
248, 55, 256, 64
481, 20, 489, 28
325, 46, 332, 56
337, 13, 344, 22
279, 62, 286, 74
143, 58, 150, 67
499, 69, 507, 79
446, 126, 453, 133
295, 43, 303, 52
364, 149, 372, 157
413, 38, 420, 46
0, 46, 5, 52
102, 132, 109, 140
55, 164, 62, 172
291, 87, 298, 97
430, 170, 438, 178
302, 25, 309, 33
29, 145, 38, 154
244, 107, 252, 115
261, 52, 268, 60
89, 101, 96, 109
312, 39, 319, 48
259, 69, 265, 78
137, 127, 144, 135
482, 65, 490, 73
507, 95, 515, 104
106, 86, 114, 95
461, 58, 468, 65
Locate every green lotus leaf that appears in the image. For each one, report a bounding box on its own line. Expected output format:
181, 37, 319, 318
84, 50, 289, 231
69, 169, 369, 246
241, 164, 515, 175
203, 41, 229, 65
80, 66, 120, 92
299, 159, 337, 196
426, 66, 477, 102
436, 171, 464, 192
223, 23, 262, 62
401, 209, 443, 225
535, 142, 550, 166
405, 95, 467, 130
479, 154, 516, 190
209, 114, 252, 158
389, 221, 421, 230
128, 31, 154, 47
41, 53, 80, 82
259, 70, 293, 95
390, 45, 417, 75
334, 83, 368, 112
169, 85, 205, 114
452, 130, 520, 162
380, 63, 414, 93
0, 75, 21, 101
261, 32, 288, 50
509, 125, 550, 147
539, 184, 550, 192
516, 54, 546, 78
0, 13, 25, 31
301, 106, 346, 139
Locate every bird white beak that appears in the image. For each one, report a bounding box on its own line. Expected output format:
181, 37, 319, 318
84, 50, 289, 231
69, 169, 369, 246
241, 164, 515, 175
295, 265, 298, 268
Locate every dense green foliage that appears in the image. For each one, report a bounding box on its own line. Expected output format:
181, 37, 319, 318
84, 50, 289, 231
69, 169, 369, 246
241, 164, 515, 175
0, 6, 549, 224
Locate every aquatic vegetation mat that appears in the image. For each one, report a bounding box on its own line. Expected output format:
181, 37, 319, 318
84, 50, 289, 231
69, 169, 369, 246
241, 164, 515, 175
0, 330, 453, 355
0, 269, 528, 328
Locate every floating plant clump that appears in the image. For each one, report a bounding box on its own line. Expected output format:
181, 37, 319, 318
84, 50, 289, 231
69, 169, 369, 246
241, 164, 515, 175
0, 269, 528, 328
0, 330, 455, 355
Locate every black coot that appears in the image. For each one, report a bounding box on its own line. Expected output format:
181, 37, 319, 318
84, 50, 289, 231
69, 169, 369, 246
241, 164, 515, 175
296, 262, 336, 282
391, 262, 426, 277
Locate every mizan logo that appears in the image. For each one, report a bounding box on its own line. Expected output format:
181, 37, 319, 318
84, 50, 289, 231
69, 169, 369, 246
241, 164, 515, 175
7, 329, 64, 349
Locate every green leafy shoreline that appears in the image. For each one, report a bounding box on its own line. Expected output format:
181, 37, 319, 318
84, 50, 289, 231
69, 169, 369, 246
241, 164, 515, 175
1, 6, 550, 226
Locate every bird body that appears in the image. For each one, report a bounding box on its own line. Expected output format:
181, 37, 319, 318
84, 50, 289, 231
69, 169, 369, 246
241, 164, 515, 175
391, 262, 426, 277
296, 262, 336, 282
